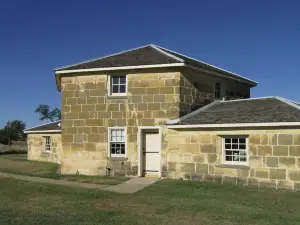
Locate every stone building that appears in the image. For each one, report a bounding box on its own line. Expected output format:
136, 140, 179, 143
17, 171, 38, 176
24, 44, 300, 190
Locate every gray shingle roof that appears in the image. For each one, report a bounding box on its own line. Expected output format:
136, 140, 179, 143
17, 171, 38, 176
54, 44, 257, 87
55, 46, 178, 71
167, 97, 300, 125
24, 121, 61, 133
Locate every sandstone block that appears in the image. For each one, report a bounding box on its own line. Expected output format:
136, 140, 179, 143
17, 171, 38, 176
271, 134, 278, 145
86, 119, 103, 126
142, 95, 153, 103
200, 144, 216, 153
279, 157, 296, 168
293, 134, 300, 145
192, 154, 204, 163
214, 167, 237, 176
70, 143, 84, 151
247, 178, 258, 187
249, 145, 257, 156
257, 145, 272, 156
270, 168, 286, 180
148, 103, 160, 110
168, 162, 176, 171
154, 95, 165, 103
258, 180, 276, 189
249, 156, 262, 167
196, 163, 208, 173
238, 169, 250, 178
277, 181, 293, 190
255, 168, 269, 178
86, 97, 97, 104
223, 176, 237, 184
82, 105, 95, 112
273, 146, 288, 156
250, 134, 260, 145
198, 134, 211, 144
180, 163, 195, 173
84, 143, 96, 151
288, 170, 300, 181
159, 87, 174, 94
207, 154, 217, 163
289, 146, 300, 156
264, 157, 278, 167
278, 134, 293, 145
74, 120, 85, 126
261, 134, 269, 145
62, 134, 73, 143
179, 144, 199, 153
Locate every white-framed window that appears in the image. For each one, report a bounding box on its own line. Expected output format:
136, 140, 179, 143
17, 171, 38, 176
108, 127, 126, 157
109, 75, 127, 96
44, 136, 51, 152
215, 82, 221, 99
222, 136, 248, 165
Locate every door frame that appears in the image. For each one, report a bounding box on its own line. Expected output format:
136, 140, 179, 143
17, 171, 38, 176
137, 126, 162, 178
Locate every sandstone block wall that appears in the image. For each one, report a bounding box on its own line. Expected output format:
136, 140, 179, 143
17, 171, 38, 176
163, 128, 300, 191
27, 133, 62, 164
60, 70, 181, 175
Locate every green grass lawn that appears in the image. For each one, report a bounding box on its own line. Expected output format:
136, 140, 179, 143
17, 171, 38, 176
0, 155, 128, 185
0, 178, 300, 225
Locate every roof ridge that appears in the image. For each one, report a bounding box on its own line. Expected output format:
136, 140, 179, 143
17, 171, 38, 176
149, 44, 184, 63
275, 97, 300, 111
24, 120, 61, 131
166, 100, 221, 125
153, 44, 258, 85
54, 44, 154, 71
220, 96, 276, 103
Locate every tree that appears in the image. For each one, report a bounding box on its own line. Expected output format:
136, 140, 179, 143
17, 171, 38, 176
35, 104, 61, 122
3, 120, 26, 145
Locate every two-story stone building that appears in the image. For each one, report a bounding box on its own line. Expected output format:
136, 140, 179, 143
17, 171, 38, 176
24, 44, 300, 190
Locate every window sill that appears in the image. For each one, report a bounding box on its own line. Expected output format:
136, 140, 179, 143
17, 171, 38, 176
107, 157, 128, 161
107, 95, 128, 100
215, 164, 250, 170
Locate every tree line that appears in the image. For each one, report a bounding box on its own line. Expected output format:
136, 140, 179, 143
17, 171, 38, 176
0, 105, 61, 145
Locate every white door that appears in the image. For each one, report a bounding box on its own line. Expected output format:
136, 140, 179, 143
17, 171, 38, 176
143, 132, 160, 177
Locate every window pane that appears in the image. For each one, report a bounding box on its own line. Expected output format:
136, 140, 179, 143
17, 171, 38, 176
239, 138, 246, 144
116, 130, 121, 136
120, 76, 126, 84
225, 155, 232, 161
239, 151, 247, 161
225, 150, 232, 156
232, 138, 238, 143
225, 144, 231, 149
112, 76, 119, 85
239, 144, 246, 150
120, 144, 125, 154
232, 144, 238, 149
225, 138, 231, 144
119, 85, 126, 93
233, 151, 240, 161
112, 85, 119, 93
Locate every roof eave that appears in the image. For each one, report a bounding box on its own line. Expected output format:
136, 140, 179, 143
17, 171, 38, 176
166, 122, 300, 129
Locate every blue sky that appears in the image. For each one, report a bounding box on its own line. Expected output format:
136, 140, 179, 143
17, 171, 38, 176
1, 0, 299, 128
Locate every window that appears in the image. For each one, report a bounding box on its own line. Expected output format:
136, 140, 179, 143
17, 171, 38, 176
215, 82, 221, 99
222, 136, 248, 165
110, 75, 127, 96
109, 128, 126, 157
44, 136, 51, 152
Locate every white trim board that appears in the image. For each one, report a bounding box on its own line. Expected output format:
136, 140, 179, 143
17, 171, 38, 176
55, 63, 185, 74
166, 122, 300, 129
